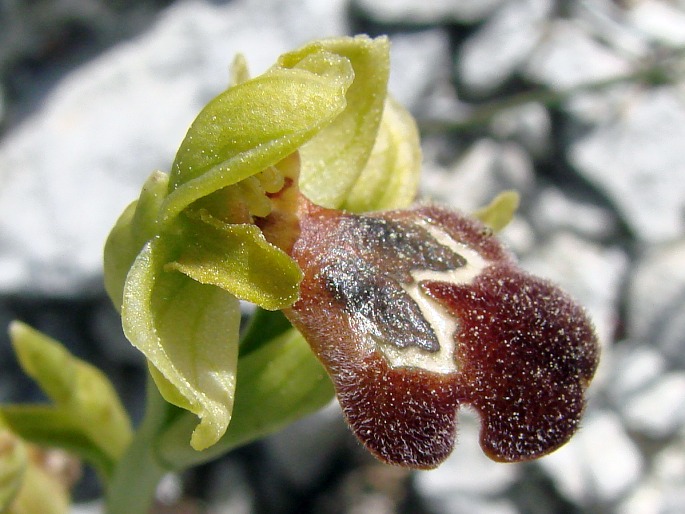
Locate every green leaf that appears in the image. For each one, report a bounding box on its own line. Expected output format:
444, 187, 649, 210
283, 36, 391, 209
223, 329, 335, 447
122, 238, 241, 450
0, 428, 27, 512
104, 170, 169, 311
167, 211, 302, 310
161, 51, 354, 225
343, 96, 422, 212
155, 328, 335, 469
1, 322, 132, 477
472, 190, 520, 232
239, 308, 292, 358
1, 406, 112, 477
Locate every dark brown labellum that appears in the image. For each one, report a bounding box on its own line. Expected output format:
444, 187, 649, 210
283, 196, 599, 469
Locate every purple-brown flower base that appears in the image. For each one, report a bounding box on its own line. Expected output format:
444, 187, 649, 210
283, 196, 599, 469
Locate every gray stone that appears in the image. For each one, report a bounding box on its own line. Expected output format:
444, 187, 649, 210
457, 0, 553, 95
387, 29, 453, 111
529, 186, 620, 241
538, 410, 643, 504
607, 343, 665, 404
626, 0, 685, 47
619, 432, 685, 514
0, 0, 347, 296
569, 87, 685, 243
606, 340, 685, 441
569, 0, 652, 58
622, 372, 685, 439
262, 402, 349, 489
564, 82, 636, 126
420, 138, 537, 212
414, 410, 521, 499
421, 494, 518, 514
627, 240, 685, 366
70, 500, 103, 514
351, 0, 505, 24
0, 1, 117, 73
524, 16, 635, 130
490, 101, 551, 159
0, 83, 4, 124
195, 459, 254, 514
524, 20, 631, 90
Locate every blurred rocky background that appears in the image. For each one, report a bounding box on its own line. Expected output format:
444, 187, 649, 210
1, 0, 684, 512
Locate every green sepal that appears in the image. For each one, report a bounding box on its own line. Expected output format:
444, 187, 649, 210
343, 96, 422, 212
473, 190, 520, 232
284, 36, 391, 209
167, 210, 302, 310
0, 322, 132, 479
162, 50, 354, 225
104, 170, 169, 311
122, 238, 241, 451
154, 328, 335, 469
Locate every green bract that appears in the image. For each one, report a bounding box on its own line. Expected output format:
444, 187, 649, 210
0, 322, 132, 479
103, 35, 422, 453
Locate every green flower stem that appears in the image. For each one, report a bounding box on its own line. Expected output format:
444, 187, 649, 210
105, 377, 178, 514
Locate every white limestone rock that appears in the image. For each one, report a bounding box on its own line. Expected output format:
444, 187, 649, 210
457, 0, 553, 95
351, 0, 504, 24
539, 410, 643, 504
627, 239, 685, 366
569, 87, 685, 243
524, 20, 631, 90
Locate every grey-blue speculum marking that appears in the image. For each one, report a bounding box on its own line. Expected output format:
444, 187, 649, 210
321, 215, 466, 353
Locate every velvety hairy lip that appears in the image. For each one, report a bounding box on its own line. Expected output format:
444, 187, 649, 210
284, 196, 599, 469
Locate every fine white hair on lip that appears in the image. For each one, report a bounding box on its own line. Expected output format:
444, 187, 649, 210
376, 220, 489, 374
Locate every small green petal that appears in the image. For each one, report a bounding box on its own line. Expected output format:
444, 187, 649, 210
162, 53, 354, 224
284, 36, 391, 208
343, 96, 422, 212
167, 211, 302, 310
122, 238, 241, 451
104, 170, 169, 311
229, 53, 251, 87
472, 191, 521, 232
